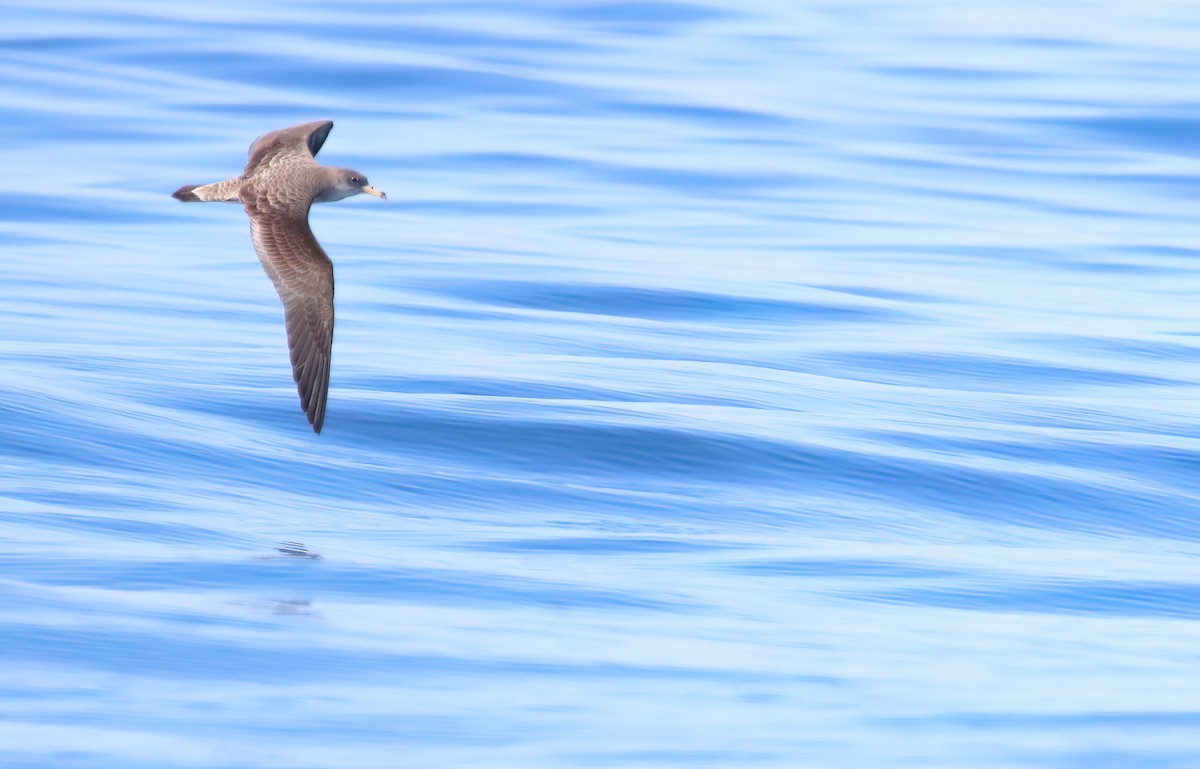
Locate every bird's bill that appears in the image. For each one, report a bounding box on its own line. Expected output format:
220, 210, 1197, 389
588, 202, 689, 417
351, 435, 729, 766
362, 185, 387, 200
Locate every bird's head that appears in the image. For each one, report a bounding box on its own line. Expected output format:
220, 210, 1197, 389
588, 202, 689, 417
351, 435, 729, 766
318, 167, 387, 202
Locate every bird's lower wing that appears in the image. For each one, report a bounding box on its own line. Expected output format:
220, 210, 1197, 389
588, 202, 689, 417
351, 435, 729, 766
246, 209, 335, 433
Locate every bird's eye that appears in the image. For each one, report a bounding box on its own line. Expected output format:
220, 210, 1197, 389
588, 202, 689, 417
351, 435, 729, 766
350, 176, 360, 183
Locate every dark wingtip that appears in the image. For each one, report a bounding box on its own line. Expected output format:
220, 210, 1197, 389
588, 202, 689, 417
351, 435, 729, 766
307, 401, 325, 434
172, 184, 201, 202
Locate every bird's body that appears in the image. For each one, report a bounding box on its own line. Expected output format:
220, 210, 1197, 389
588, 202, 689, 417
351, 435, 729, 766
173, 120, 385, 433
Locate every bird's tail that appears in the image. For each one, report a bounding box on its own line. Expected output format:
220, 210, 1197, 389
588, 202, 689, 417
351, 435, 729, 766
172, 185, 203, 202
172, 178, 243, 203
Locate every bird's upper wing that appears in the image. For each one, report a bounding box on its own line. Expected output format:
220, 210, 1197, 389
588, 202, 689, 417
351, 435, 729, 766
244, 120, 334, 176
244, 200, 335, 434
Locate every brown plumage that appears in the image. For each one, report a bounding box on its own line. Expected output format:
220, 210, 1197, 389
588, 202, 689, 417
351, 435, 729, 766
172, 121, 386, 433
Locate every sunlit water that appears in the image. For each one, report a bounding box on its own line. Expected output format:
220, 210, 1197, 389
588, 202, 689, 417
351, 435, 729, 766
2, 2, 1199, 767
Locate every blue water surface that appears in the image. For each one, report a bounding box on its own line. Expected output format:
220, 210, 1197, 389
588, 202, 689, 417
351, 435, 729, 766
2, 1, 1199, 767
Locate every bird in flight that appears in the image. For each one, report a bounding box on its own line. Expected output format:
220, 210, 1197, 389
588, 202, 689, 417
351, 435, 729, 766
173, 120, 385, 433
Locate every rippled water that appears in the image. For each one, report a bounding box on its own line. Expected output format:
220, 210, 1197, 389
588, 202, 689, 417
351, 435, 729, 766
3, 1, 1200, 767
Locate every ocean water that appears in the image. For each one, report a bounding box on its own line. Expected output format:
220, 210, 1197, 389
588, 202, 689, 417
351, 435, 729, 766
2, 1, 1199, 767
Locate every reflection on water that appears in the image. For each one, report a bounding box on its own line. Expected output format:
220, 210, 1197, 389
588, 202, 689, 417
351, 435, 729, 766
2, 1, 1199, 767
